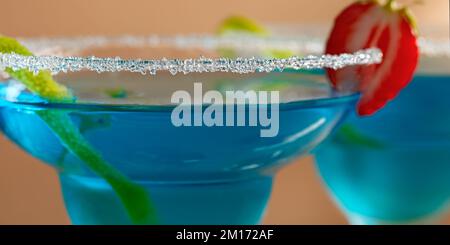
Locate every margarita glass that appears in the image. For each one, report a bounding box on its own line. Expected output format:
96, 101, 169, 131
315, 38, 450, 224
0, 35, 379, 224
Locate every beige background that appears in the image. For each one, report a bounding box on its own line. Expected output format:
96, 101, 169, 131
0, 0, 449, 224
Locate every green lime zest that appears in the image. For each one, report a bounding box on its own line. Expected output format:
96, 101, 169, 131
335, 124, 384, 149
217, 15, 293, 59
0, 35, 157, 224
217, 15, 269, 36
79, 114, 112, 132
106, 88, 129, 99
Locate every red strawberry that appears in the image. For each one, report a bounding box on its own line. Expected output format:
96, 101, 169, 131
326, 0, 419, 116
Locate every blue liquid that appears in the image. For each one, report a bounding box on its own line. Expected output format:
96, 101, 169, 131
315, 75, 450, 224
0, 73, 356, 224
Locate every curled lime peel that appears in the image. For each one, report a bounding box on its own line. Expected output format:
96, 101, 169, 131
37, 110, 157, 224
0, 36, 73, 102
0, 35, 157, 224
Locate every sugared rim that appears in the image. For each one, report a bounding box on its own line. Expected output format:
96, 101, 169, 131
17, 34, 449, 57
417, 37, 450, 57
0, 34, 382, 76
266, 24, 450, 57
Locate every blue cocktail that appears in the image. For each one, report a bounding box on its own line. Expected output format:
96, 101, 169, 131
315, 55, 450, 224
0, 72, 356, 224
